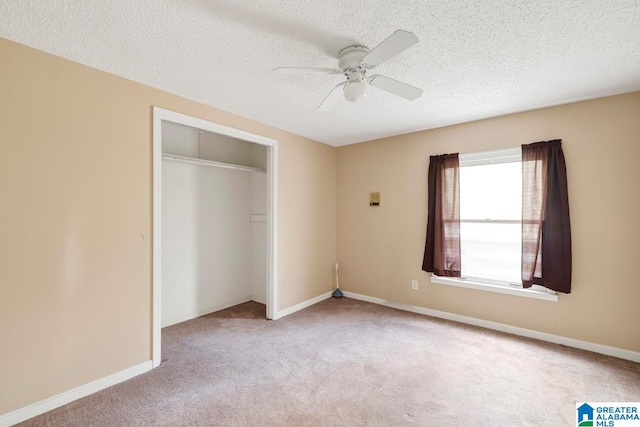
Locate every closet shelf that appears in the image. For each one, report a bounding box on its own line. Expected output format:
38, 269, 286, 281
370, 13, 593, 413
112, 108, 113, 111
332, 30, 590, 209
162, 153, 266, 173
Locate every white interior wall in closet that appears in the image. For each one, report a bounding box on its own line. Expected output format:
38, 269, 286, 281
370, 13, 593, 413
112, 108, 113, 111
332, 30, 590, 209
161, 121, 267, 327
250, 172, 267, 304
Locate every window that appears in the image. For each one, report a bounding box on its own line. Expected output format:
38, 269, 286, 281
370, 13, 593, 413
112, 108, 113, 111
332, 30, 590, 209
459, 148, 522, 285
427, 147, 558, 301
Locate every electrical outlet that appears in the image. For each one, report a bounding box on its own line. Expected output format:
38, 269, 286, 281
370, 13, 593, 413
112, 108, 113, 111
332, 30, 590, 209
411, 280, 418, 290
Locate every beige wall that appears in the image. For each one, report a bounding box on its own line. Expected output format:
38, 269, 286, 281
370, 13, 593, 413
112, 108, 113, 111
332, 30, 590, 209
337, 92, 640, 353
0, 37, 336, 415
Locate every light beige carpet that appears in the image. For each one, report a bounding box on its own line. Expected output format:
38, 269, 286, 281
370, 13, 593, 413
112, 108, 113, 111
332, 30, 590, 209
18, 298, 640, 426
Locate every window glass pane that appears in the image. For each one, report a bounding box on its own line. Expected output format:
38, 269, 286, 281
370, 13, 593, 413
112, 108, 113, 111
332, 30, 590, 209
460, 162, 522, 220
460, 222, 521, 282
459, 161, 522, 283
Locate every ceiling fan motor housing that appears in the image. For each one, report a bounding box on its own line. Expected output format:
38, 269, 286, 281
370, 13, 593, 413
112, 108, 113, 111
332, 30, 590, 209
338, 45, 370, 72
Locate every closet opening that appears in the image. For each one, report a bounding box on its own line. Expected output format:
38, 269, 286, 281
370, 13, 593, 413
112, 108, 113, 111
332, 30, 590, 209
152, 107, 278, 368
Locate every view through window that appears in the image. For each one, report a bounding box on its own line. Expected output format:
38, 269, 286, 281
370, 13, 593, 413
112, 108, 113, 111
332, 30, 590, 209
459, 155, 522, 284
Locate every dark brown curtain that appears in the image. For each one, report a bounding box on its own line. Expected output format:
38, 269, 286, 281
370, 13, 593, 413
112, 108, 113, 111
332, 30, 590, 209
422, 153, 461, 277
521, 139, 572, 293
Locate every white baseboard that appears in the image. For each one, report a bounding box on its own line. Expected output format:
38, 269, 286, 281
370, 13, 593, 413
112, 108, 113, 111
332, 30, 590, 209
251, 294, 266, 305
161, 296, 252, 327
342, 291, 640, 364
0, 361, 152, 427
273, 291, 333, 320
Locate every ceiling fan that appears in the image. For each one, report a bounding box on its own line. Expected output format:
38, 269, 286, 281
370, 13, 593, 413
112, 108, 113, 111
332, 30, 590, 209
274, 30, 424, 111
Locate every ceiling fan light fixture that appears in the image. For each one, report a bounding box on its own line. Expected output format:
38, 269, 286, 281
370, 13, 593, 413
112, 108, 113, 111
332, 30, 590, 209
344, 72, 368, 102
275, 30, 422, 111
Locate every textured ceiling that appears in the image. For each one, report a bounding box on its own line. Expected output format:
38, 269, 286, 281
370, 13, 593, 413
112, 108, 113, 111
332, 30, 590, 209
2, 1, 640, 146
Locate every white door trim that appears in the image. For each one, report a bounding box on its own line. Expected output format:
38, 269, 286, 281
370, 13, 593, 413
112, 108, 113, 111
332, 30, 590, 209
152, 107, 278, 368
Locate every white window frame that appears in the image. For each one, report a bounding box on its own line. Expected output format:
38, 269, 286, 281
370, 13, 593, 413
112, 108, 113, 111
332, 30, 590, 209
429, 147, 558, 302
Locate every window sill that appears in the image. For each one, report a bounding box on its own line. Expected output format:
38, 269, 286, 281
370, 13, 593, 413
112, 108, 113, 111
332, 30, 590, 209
430, 275, 558, 302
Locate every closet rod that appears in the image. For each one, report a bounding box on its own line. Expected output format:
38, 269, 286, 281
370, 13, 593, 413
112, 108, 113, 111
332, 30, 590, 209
162, 153, 266, 173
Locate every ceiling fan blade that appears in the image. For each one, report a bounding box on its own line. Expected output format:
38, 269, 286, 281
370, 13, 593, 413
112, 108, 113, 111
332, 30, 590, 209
317, 83, 346, 111
363, 30, 419, 67
273, 67, 343, 74
369, 75, 423, 100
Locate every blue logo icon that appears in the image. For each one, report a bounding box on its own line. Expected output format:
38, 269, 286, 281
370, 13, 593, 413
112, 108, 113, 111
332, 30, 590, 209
577, 402, 640, 426
577, 403, 594, 426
